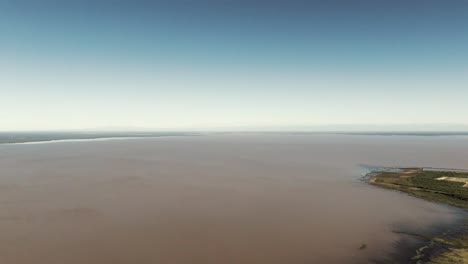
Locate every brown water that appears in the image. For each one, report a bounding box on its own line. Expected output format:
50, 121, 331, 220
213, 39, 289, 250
0, 134, 466, 264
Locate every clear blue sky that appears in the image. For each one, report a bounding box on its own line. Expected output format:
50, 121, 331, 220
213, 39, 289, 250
1, 1, 467, 131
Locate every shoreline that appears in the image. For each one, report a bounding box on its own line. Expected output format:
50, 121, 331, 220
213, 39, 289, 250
0, 136, 151, 145
0, 132, 199, 145
366, 167, 468, 263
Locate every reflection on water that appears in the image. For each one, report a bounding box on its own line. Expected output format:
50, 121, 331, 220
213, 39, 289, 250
0, 134, 466, 264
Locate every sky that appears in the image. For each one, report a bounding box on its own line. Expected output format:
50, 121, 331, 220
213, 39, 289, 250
1, 0, 468, 131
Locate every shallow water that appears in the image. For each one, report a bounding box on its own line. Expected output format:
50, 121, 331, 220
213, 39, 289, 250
0, 134, 466, 264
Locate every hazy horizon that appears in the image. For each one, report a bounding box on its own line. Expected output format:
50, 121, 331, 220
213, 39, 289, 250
2, 1, 468, 130
2, 124, 468, 133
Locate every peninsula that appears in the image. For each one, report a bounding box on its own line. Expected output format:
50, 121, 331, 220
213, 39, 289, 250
368, 168, 468, 263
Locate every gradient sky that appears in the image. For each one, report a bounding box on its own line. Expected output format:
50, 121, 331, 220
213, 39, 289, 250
1, 0, 468, 131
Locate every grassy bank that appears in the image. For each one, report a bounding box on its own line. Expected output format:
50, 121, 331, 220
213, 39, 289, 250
369, 168, 468, 263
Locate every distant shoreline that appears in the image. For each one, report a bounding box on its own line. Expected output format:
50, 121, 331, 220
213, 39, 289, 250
1, 137, 152, 145
2, 131, 468, 145
0, 132, 198, 145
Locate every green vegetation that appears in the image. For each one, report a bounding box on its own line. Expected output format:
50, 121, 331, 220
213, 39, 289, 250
369, 168, 468, 263
370, 169, 468, 209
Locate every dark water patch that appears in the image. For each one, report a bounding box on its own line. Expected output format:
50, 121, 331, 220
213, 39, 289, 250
371, 220, 464, 264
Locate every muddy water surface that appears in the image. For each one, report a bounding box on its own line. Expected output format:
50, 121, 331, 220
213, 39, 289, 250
0, 134, 467, 264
